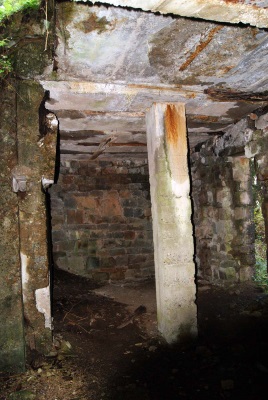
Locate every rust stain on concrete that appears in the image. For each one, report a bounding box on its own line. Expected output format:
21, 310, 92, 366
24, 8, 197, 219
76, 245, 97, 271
75, 12, 111, 34
165, 104, 179, 146
128, 83, 183, 92
223, 0, 243, 3
179, 25, 223, 72
191, 115, 219, 122
205, 87, 268, 101
165, 104, 187, 154
222, 0, 262, 5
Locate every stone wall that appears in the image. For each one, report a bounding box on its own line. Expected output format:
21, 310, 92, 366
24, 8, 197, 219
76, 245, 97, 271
49, 158, 154, 280
191, 138, 255, 284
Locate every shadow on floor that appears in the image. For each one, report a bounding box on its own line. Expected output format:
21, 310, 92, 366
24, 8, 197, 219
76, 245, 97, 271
2, 268, 268, 399
53, 269, 268, 400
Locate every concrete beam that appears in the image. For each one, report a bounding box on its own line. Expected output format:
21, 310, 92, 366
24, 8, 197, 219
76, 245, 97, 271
88, 0, 268, 28
146, 103, 197, 344
41, 80, 258, 132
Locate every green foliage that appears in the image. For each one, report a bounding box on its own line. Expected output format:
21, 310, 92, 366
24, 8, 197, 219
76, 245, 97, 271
0, 0, 43, 80
0, 0, 40, 22
0, 54, 12, 76
0, 38, 12, 79
254, 199, 266, 244
252, 164, 268, 291
253, 257, 268, 292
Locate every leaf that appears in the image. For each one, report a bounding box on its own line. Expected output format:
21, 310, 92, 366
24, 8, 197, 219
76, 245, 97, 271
0, 0, 41, 23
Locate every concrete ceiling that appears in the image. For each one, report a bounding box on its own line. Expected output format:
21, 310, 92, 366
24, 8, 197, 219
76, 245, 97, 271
89, 0, 268, 28
41, 1, 268, 159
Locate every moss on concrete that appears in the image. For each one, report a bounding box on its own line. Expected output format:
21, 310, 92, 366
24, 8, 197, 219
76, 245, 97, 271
15, 39, 48, 77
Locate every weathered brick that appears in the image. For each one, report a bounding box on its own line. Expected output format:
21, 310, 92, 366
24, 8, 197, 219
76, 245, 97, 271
124, 208, 133, 217
66, 210, 83, 224
128, 255, 147, 263
86, 256, 100, 270
64, 196, 77, 209
99, 257, 116, 268
109, 270, 126, 280
124, 231, 136, 240
101, 192, 123, 217
51, 215, 65, 226
92, 272, 109, 281
62, 175, 75, 184
52, 230, 67, 242
115, 255, 128, 266
108, 248, 127, 256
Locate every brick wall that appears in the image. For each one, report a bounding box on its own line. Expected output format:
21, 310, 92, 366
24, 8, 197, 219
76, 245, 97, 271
49, 158, 154, 280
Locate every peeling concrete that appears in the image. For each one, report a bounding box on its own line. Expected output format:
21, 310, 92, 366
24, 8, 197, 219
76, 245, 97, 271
35, 286, 52, 329
20, 252, 30, 302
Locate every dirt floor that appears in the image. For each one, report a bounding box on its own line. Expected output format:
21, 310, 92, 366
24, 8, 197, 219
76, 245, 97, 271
2, 268, 268, 399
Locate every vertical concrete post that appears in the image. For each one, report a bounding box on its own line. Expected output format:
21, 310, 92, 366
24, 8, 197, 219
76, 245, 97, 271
15, 81, 57, 359
146, 103, 197, 344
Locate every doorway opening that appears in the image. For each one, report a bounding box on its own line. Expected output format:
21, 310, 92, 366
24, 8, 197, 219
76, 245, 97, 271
40, 118, 268, 400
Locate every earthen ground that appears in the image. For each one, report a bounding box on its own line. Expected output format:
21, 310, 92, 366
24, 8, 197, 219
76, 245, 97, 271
1, 268, 268, 399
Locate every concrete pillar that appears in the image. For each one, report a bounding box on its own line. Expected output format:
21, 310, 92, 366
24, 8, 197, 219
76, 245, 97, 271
146, 103, 197, 344
15, 81, 57, 359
